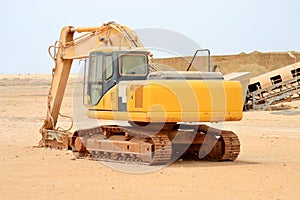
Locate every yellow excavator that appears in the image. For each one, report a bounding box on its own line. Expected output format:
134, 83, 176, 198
40, 21, 243, 165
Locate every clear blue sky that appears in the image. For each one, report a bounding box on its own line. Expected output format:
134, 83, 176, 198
0, 0, 299, 74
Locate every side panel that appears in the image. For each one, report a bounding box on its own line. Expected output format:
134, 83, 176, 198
117, 81, 131, 111
128, 80, 243, 122
87, 80, 243, 122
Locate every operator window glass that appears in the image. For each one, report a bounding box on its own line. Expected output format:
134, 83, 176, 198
104, 55, 113, 80
89, 56, 97, 81
96, 55, 103, 81
119, 54, 147, 75
89, 54, 103, 105
89, 55, 103, 81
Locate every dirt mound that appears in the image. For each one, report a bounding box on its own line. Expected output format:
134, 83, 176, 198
236, 64, 268, 77
154, 51, 300, 78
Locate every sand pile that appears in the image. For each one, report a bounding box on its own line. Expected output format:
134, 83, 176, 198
236, 63, 268, 77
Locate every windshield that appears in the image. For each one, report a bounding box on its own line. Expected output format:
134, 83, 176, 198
119, 54, 147, 75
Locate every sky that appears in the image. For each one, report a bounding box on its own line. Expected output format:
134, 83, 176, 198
0, 0, 299, 74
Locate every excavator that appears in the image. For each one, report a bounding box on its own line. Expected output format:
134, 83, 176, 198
39, 21, 243, 165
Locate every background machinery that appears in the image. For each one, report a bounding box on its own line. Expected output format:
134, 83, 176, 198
245, 62, 300, 110
40, 22, 243, 165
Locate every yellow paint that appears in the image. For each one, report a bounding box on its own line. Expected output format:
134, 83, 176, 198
102, 85, 118, 110
87, 79, 243, 123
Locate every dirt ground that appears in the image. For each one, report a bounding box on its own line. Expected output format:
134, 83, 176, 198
0, 74, 299, 200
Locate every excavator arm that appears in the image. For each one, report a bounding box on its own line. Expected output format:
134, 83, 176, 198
39, 22, 155, 147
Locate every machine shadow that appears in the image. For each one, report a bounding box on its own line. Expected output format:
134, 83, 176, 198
170, 159, 259, 168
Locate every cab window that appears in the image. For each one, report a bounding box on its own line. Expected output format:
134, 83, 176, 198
88, 55, 103, 105
104, 55, 113, 80
89, 55, 103, 81
119, 54, 147, 75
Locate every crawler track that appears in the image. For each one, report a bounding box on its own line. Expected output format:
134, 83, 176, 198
71, 124, 240, 165
197, 125, 240, 161
72, 126, 172, 165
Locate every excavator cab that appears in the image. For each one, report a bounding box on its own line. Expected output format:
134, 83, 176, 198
85, 49, 149, 107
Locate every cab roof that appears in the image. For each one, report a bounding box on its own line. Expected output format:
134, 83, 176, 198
90, 46, 149, 54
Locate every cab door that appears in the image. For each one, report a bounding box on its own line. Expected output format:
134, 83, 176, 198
88, 54, 103, 106
88, 53, 115, 107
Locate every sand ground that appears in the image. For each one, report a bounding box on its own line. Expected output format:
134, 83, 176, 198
0, 74, 299, 200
